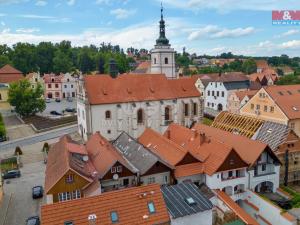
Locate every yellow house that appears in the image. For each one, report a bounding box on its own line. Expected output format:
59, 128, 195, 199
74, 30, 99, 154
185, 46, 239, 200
240, 84, 300, 137
0, 65, 23, 113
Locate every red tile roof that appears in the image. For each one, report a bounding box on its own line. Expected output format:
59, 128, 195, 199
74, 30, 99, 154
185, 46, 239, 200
0, 64, 23, 83
264, 84, 300, 119
216, 190, 259, 225
235, 90, 258, 101
43, 73, 63, 83
86, 132, 137, 178
41, 184, 170, 225
174, 162, 204, 178
45, 135, 94, 193
84, 74, 200, 105
255, 60, 269, 69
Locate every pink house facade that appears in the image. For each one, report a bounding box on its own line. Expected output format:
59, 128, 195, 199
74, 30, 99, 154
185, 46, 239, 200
43, 74, 63, 99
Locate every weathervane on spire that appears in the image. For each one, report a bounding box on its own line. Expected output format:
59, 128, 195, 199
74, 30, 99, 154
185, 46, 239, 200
161, 1, 163, 20
156, 1, 169, 46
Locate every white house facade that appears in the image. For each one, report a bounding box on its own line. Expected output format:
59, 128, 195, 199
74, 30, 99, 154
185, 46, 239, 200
61, 73, 76, 99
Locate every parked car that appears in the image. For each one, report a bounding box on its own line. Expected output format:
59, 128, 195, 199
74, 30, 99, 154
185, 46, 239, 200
45, 98, 51, 103
2, 169, 21, 179
50, 111, 62, 116
67, 97, 73, 102
65, 107, 76, 113
26, 216, 40, 225
55, 98, 61, 102
32, 186, 43, 199
0, 136, 7, 142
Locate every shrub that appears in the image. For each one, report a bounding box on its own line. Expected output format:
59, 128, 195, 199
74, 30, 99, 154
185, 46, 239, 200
14, 146, 23, 155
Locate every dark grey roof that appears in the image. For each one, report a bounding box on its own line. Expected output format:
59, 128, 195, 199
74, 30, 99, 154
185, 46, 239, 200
252, 121, 290, 151
113, 132, 163, 175
223, 80, 250, 90
161, 182, 213, 219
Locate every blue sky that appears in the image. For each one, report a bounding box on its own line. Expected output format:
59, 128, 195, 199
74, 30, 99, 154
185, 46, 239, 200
0, 0, 300, 56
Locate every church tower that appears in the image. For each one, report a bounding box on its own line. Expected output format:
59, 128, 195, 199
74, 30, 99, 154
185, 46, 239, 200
150, 4, 176, 79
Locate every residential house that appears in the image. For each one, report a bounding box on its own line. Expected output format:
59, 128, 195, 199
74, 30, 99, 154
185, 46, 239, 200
26, 72, 43, 89
138, 123, 281, 201
76, 73, 203, 141
45, 135, 99, 204
240, 84, 300, 137
161, 182, 213, 225
0, 64, 23, 113
132, 60, 151, 74
255, 60, 269, 73
212, 111, 300, 185
228, 90, 257, 114
41, 184, 171, 225
43, 73, 63, 99
61, 73, 76, 99
113, 131, 174, 186
204, 72, 250, 112
248, 69, 278, 86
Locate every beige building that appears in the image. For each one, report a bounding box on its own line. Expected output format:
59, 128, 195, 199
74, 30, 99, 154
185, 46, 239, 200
240, 85, 300, 137
26, 72, 43, 89
228, 90, 257, 114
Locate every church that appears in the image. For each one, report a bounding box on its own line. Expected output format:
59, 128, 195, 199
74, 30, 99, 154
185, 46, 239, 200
76, 7, 203, 141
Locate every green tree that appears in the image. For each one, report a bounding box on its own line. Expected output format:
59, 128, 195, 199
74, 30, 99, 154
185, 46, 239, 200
242, 58, 257, 74
8, 79, 46, 117
0, 55, 12, 68
36, 42, 56, 74
78, 47, 95, 73
12, 43, 37, 74
53, 49, 73, 73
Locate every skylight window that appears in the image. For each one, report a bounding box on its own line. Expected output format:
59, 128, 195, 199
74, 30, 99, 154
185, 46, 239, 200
185, 197, 197, 206
278, 91, 284, 96
267, 128, 273, 133
287, 91, 292, 95
110, 211, 119, 223
147, 202, 156, 214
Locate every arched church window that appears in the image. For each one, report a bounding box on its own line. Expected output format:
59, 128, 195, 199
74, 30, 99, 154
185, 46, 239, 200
165, 57, 168, 64
137, 109, 144, 124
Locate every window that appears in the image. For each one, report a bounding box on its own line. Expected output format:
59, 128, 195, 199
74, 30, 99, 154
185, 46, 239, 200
64, 85, 67, 88
55, 84, 59, 88
117, 165, 122, 173
52, 78, 54, 82
207, 102, 210, 107
164, 57, 168, 64
111, 167, 116, 173
82, 110, 85, 120
264, 105, 268, 112
105, 110, 111, 119
137, 109, 144, 124
71, 85, 73, 88
107, 130, 111, 134
64, 221, 74, 225
35, 78, 38, 82
212, 91, 215, 96
270, 106, 274, 113
111, 211, 119, 223
165, 107, 171, 121
251, 104, 254, 110
193, 103, 197, 116
208, 91, 210, 96
65, 174, 74, 183
217, 91, 219, 97
256, 104, 260, 110
154, 58, 157, 64
262, 164, 266, 171
221, 91, 224, 97
228, 171, 233, 177
148, 202, 156, 214
290, 123, 295, 129
72, 190, 81, 199
184, 103, 189, 116
148, 177, 155, 184
58, 192, 71, 202
48, 84, 51, 88
67, 78, 70, 82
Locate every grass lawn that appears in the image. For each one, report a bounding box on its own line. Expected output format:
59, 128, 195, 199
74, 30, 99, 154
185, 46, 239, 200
202, 117, 213, 126
0, 157, 18, 172
281, 186, 300, 208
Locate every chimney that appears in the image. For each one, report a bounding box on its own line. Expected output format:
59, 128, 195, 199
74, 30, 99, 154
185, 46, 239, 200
191, 129, 198, 139
166, 129, 171, 139
88, 214, 97, 225
199, 132, 206, 145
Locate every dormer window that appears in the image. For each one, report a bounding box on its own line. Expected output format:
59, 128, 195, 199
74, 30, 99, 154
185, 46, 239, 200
110, 211, 119, 223
66, 174, 74, 183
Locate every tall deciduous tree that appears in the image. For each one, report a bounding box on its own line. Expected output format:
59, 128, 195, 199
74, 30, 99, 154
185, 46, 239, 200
242, 58, 257, 74
8, 79, 46, 117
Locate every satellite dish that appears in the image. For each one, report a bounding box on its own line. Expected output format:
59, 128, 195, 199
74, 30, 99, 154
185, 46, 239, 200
82, 155, 89, 162
113, 174, 119, 180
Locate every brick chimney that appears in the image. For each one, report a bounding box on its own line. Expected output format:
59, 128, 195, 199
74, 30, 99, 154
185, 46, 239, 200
199, 132, 206, 145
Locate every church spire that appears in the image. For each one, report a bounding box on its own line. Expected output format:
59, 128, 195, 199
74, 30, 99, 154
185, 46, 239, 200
156, 2, 169, 46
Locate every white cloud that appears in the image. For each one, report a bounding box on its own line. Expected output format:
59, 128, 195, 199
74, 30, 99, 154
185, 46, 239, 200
188, 25, 256, 40
1, 21, 5, 26
0, 0, 28, 4
67, 0, 75, 6
35, 0, 47, 6
161, 0, 300, 12
274, 29, 300, 38
110, 8, 136, 19
280, 40, 300, 49
16, 28, 40, 33
18, 14, 71, 23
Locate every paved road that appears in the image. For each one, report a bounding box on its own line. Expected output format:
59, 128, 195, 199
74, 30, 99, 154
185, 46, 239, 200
0, 125, 78, 151
39, 99, 76, 117
1, 162, 45, 225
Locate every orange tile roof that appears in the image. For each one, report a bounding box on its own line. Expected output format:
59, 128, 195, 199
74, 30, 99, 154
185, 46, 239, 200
255, 60, 269, 69
84, 74, 200, 105
264, 84, 300, 119
174, 162, 204, 178
138, 128, 187, 166
235, 90, 258, 101
192, 123, 275, 166
282, 212, 296, 222
136, 61, 151, 70
45, 135, 93, 193
43, 73, 63, 83
0, 64, 23, 83
41, 184, 170, 225
216, 190, 259, 225
86, 132, 137, 178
